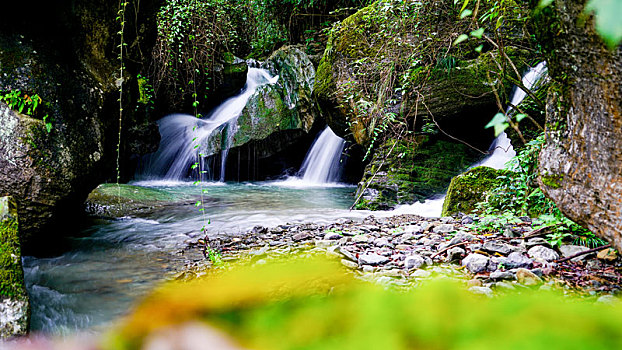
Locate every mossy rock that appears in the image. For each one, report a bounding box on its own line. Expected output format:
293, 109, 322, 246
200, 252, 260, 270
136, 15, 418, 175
355, 137, 483, 210
84, 184, 178, 218
441, 166, 509, 216
0, 196, 29, 339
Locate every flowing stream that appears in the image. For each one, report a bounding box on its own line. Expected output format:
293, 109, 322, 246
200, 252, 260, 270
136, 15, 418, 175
21, 61, 548, 337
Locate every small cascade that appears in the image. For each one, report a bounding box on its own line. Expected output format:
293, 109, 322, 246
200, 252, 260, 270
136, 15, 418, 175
298, 127, 346, 184
395, 61, 548, 216
138, 68, 278, 181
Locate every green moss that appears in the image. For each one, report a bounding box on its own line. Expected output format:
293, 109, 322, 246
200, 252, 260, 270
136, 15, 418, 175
541, 173, 564, 189
85, 184, 176, 218
0, 196, 26, 300
441, 166, 509, 216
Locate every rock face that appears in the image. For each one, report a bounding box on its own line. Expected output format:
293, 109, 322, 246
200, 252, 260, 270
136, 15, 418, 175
442, 166, 509, 216
0, 197, 29, 339
534, 0, 622, 250
0, 0, 160, 247
208, 46, 322, 181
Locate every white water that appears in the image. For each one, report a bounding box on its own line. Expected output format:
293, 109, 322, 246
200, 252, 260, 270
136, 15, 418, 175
137, 68, 278, 181
394, 62, 548, 217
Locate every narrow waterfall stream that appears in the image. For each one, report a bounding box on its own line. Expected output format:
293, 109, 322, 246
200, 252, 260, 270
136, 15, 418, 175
137, 68, 278, 181
299, 127, 346, 184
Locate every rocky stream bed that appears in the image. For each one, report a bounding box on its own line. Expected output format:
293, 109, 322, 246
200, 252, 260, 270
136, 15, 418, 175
181, 214, 622, 301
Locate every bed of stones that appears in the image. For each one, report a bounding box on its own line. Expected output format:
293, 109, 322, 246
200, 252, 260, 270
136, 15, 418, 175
182, 214, 622, 300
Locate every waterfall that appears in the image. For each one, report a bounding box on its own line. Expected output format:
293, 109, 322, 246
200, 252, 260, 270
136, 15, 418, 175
394, 61, 548, 217
137, 68, 278, 181
299, 127, 346, 184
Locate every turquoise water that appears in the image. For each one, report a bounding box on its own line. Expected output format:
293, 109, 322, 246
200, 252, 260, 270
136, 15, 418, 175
23, 181, 366, 335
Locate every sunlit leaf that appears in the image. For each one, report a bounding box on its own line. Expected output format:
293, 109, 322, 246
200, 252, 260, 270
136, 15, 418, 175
585, 0, 622, 48
485, 112, 509, 136
460, 9, 473, 19
453, 34, 469, 45
470, 28, 485, 38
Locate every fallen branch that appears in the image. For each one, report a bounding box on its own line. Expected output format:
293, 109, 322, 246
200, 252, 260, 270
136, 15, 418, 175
556, 244, 612, 263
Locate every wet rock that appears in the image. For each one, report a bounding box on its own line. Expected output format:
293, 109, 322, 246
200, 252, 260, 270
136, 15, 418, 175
352, 235, 370, 243
516, 268, 542, 286
411, 270, 431, 278
559, 245, 591, 261
482, 241, 514, 256
358, 254, 389, 266
467, 279, 483, 287
528, 246, 559, 262
495, 281, 516, 291
314, 240, 337, 249
462, 253, 490, 274
292, 232, 312, 242
404, 255, 426, 270
341, 259, 358, 269
596, 295, 619, 305
505, 252, 533, 269
402, 225, 424, 235
461, 216, 474, 225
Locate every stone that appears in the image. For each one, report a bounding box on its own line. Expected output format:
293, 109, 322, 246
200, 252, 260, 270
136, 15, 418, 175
341, 259, 358, 269
352, 235, 370, 243
482, 241, 514, 256
489, 271, 515, 281
461, 216, 474, 225
376, 269, 407, 278
374, 237, 391, 247
324, 232, 342, 240
516, 268, 542, 286
447, 247, 466, 262
411, 270, 431, 278
447, 232, 477, 246
442, 166, 509, 216
467, 279, 483, 287
495, 282, 516, 291
433, 224, 455, 234
404, 255, 426, 270
402, 225, 424, 235
559, 245, 592, 261
505, 252, 533, 269
314, 240, 337, 249
528, 246, 560, 262
292, 232, 312, 242
597, 248, 617, 262
524, 237, 551, 249
358, 253, 390, 266
462, 253, 490, 274
468, 286, 494, 297
596, 295, 619, 305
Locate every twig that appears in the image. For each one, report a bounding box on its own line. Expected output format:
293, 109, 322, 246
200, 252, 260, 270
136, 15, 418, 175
556, 244, 612, 263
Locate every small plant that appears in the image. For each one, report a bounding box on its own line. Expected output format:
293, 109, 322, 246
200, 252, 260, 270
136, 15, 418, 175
0, 90, 52, 133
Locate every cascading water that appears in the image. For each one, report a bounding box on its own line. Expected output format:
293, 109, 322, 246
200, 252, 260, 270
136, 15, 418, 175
298, 126, 346, 184
137, 68, 278, 181
395, 61, 548, 217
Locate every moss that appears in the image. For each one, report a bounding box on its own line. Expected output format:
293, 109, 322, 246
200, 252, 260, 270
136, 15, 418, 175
441, 166, 509, 216
84, 184, 176, 218
541, 173, 564, 189
0, 197, 26, 300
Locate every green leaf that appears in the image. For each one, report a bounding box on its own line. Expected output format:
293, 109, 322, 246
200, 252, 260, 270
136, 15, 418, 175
460, 9, 473, 19
515, 113, 528, 122
485, 112, 510, 136
453, 34, 469, 45
538, 0, 554, 8
470, 28, 485, 38
585, 0, 622, 48
475, 44, 484, 53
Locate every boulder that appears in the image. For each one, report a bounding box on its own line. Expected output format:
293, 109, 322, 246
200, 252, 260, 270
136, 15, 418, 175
534, 0, 622, 251
0, 197, 29, 339
442, 166, 509, 216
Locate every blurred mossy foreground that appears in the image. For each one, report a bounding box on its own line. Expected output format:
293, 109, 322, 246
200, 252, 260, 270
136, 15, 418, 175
106, 257, 622, 350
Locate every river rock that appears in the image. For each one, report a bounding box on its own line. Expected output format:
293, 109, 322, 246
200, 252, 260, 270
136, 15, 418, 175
489, 271, 515, 281
482, 241, 514, 256
559, 245, 591, 261
516, 268, 542, 286
374, 237, 391, 247
402, 225, 424, 235
292, 232, 312, 242
524, 237, 551, 249
411, 269, 431, 279
433, 224, 455, 234
447, 232, 477, 246
528, 246, 559, 262
341, 259, 358, 269
468, 286, 493, 297
505, 252, 533, 269
324, 232, 342, 240
352, 234, 370, 243
462, 253, 490, 274
358, 253, 390, 266
597, 248, 617, 262
404, 255, 426, 270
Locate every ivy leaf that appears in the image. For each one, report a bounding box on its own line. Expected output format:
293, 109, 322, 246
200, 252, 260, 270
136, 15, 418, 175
453, 34, 469, 45
585, 0, 622, 48
470, 28, 485, 38
485, 112, 509, 136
